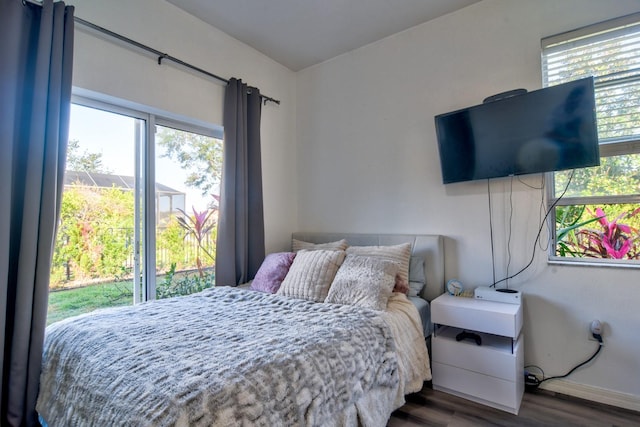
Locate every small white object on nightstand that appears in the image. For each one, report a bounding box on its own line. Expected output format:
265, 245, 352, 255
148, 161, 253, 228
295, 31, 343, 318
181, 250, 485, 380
474, 286, 521, 304
430, 293, 524, 415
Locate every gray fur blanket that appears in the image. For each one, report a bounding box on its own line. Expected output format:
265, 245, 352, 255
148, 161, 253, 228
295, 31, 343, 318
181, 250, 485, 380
37, 287, 399, 426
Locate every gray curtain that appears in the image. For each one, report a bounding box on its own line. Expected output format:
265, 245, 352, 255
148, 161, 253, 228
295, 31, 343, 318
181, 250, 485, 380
216, 78, 265, 286
0, 0, 74, 425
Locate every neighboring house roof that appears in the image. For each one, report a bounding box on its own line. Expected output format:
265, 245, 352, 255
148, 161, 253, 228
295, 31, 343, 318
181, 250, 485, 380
65, 171, 184, 195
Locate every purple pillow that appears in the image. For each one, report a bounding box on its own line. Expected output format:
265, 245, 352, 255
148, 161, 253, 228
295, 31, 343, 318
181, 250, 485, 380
250, 252, 296, 293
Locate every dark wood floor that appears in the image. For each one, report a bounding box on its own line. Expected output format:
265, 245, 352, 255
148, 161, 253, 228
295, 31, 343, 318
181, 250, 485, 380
388, 384, 640, 426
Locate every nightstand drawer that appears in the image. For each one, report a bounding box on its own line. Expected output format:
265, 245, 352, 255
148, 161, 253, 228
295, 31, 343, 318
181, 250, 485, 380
432, 327, 523, 381
432, 362, 522, 413
431, 294, 522, 338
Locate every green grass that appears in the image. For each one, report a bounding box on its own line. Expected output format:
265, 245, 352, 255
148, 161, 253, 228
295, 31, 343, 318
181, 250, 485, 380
47, 281, 133, 325
46, 269, 215, 325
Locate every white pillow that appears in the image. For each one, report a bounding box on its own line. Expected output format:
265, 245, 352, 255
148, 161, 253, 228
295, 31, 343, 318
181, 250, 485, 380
346, 242, 411, 284
292, 238, 348, 252
277, 249, 346, 302
326, 255, 399, 311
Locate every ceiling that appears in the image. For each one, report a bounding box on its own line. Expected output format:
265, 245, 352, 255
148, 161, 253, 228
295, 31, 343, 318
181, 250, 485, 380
166, 0, 482, 71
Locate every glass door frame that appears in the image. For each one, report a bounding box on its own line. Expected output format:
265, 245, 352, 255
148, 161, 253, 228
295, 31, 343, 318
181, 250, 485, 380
70, 92, 223, 305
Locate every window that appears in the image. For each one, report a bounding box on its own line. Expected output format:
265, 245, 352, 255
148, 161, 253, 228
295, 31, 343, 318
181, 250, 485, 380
542, 13, 640, 265
48, 98, 223, 324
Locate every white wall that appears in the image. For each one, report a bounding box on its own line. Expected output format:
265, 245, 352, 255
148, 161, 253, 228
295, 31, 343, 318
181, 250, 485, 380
296, 0, 640, 408
67, 0, 298, 253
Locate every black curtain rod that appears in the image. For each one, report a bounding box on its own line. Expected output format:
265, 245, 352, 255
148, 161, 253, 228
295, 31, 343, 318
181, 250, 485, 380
74, 15, 280, 106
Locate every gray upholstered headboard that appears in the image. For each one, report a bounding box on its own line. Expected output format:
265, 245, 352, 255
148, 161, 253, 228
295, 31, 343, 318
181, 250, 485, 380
291, 232, 445, 301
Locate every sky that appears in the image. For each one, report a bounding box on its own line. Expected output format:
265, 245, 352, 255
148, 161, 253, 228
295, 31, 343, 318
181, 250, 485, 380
68, 104, 209, 211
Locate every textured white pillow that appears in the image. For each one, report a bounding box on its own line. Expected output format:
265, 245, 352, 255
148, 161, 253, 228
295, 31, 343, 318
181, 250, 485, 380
326, 255, 399, 311
277, 250, 346, 302
346, 242, 411, 284
292, 238, 348, 253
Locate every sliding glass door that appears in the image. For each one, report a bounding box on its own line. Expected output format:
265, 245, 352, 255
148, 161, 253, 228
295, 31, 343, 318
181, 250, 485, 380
48, 103, 145, 324
48, 99, 222, 324
154, 125, 222, 299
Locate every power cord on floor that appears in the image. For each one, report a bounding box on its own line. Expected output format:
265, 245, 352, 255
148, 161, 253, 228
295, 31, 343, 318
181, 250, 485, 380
525, 333, 603, 391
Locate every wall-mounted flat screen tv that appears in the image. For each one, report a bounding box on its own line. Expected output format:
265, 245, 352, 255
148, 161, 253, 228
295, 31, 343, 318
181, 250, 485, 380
435, 77, 600, 184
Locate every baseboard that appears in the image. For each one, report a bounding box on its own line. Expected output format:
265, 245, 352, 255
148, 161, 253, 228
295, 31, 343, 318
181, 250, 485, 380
540, 379, 640, 412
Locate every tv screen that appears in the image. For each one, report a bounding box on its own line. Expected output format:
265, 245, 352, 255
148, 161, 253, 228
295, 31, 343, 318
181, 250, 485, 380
435, 77, 600, 184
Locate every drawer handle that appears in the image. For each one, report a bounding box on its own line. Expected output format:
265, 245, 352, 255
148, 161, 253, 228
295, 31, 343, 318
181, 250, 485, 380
456, 330, 482, 346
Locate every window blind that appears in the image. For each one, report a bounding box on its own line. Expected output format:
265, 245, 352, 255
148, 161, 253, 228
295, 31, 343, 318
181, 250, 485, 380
542, 13, 640, 146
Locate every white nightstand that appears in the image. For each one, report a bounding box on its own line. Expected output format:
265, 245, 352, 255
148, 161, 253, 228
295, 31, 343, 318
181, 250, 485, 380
430, 293, 524, 414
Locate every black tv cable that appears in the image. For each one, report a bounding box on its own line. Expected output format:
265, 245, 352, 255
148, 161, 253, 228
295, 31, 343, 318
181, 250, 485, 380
491, 170, 575, 288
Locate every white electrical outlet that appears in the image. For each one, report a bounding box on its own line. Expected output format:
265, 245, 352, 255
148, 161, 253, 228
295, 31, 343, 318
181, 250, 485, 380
588, 319, 603, 341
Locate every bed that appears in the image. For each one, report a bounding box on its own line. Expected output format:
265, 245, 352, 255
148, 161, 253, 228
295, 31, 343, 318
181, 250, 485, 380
36, 232, 445, 427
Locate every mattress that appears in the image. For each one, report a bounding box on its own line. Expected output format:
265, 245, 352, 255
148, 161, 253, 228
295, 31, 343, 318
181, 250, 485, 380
408, 296, 432, 338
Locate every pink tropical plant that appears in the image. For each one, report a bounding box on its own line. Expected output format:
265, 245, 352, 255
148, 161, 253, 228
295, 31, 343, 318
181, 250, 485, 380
572, 207, 640, 259
177, 205, 217, 276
